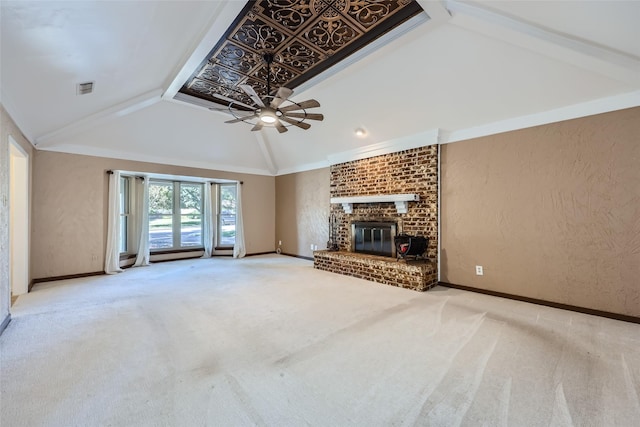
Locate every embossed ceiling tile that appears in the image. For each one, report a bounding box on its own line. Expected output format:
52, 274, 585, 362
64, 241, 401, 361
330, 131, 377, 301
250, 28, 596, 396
186, 79, 228, 98
226, 87, 256, 107
188, 82, 255, 108
302, 16, 363, 54
197, 63, 244, 87
243, 76, 271, 98
256, 0, 323, 33
213, 41, 262, 75
254, 63, 299, 87
313, 0, 335, 13
344, 0, 408, 30
231, 14, 291, 53
277, 40, 327, 73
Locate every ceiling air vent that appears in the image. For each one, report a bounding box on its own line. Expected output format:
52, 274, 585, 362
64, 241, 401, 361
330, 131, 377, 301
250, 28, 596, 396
76, 81, 94, 95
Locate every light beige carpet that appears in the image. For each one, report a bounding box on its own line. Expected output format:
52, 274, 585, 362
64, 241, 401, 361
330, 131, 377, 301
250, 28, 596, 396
1, 255, 638, 426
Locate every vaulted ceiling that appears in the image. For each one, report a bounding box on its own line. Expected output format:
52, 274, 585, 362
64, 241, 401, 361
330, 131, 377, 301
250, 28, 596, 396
2, 1, 639, 175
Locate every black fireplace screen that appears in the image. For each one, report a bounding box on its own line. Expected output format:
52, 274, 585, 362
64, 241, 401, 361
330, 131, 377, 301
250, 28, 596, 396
351, 222, 397, 258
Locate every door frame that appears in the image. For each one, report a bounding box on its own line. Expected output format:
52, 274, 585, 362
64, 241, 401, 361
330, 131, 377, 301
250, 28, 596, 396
9, 136, 30, 296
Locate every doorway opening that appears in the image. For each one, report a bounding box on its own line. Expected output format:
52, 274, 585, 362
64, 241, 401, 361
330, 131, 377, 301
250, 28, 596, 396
9, 136, 29, 300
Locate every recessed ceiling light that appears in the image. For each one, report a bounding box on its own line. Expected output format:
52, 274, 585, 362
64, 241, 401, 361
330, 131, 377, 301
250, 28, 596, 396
355, 128, 367, 137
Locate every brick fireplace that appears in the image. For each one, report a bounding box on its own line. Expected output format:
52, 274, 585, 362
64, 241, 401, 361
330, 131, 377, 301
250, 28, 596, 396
314, 145, 438, 291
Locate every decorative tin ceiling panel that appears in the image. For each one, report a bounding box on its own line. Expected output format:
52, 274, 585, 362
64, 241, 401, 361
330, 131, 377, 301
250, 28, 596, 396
179, 0, 424, 106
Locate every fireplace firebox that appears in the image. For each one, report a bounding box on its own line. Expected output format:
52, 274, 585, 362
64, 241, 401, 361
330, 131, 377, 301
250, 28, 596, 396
351, 221, 397, 258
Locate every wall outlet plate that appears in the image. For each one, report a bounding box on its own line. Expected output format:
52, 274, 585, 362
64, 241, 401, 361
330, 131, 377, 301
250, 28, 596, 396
475, 265, 483, 275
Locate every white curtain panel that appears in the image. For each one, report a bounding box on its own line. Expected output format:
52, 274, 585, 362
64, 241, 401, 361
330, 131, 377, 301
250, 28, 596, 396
104, 171, 123, 274
133, 176, 150, 267
201, 183, 215, 258
233, 182, 246, 259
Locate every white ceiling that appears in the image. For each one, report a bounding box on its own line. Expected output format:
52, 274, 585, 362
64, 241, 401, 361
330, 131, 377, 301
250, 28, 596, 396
2, 1, 639, 176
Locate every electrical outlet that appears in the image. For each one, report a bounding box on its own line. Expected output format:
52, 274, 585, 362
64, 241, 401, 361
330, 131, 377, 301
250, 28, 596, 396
475, 265, 483, 276
310, 244, 314, 250
313, 244, 318, 250
278, 240, 282, 246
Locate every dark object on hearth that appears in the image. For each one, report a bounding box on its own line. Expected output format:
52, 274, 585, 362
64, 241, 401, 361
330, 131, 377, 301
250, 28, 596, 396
395, 234, 428, 260
327, 213, 339, 251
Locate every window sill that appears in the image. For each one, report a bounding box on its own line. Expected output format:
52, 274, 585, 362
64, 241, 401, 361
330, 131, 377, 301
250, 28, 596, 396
150, 248, 204, 255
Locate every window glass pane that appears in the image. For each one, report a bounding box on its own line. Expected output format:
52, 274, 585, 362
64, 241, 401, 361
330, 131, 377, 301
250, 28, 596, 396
119, 217, 128, 253
149, 182, 173, 249
180, 183, 203, 247
219, 184, 236, 246
119, 177, 129, 253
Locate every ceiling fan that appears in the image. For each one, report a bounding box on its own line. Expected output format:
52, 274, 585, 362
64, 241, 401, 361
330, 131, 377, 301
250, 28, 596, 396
211, 53, 323, 133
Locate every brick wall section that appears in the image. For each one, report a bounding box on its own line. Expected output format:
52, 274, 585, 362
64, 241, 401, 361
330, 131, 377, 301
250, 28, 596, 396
314, 251, 437, 291
330, 145, 438, 259
313, 145, 439, 291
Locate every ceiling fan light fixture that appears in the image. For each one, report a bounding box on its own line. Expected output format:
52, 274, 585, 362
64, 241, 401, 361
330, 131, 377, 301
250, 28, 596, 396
260, 109, 277, 124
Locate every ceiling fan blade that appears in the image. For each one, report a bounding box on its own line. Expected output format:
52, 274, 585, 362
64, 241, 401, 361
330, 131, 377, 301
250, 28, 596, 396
279, 115, 311, 130
208, 107, 232, 114
270, 87, 293, 109
274, 120, 288, 133
279, 99, 320, 112
251, 122, 264, 132
283, 112, 324, 121
239, 84, 265, 108
212, 94, 256, 110
224, 113, 257, 124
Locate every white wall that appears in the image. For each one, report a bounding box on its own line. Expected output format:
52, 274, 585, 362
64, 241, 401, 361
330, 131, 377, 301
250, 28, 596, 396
0, 113, 10, 327
9, 138, 29, 295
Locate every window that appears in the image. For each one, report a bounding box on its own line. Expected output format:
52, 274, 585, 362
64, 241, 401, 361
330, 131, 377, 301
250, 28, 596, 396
180, 183, 203, 247
217, 184, 236, 247
119, 176, 130, 254
149, 181, 203, 251
114, 174, 238, 258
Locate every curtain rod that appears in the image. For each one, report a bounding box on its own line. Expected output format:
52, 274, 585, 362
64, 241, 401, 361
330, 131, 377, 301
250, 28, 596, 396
107, 170, 242, 184
106, 170, 144, 180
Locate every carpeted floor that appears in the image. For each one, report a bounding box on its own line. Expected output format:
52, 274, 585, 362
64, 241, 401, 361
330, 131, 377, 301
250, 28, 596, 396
1, 254, 638, 426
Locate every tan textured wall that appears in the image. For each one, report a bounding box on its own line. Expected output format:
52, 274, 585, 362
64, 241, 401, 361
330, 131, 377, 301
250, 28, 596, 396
1, 105, 34, 323
275, 168, 329, 258
441, 107, 640, 317
32, 151, 275, 279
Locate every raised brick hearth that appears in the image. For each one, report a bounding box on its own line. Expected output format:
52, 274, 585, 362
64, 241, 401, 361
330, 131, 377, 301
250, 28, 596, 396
314, 250, 437, 291
314, 145, 439, 291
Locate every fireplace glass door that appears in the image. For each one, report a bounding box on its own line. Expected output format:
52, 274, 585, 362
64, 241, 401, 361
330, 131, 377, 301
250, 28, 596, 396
351, 222, 397, 257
